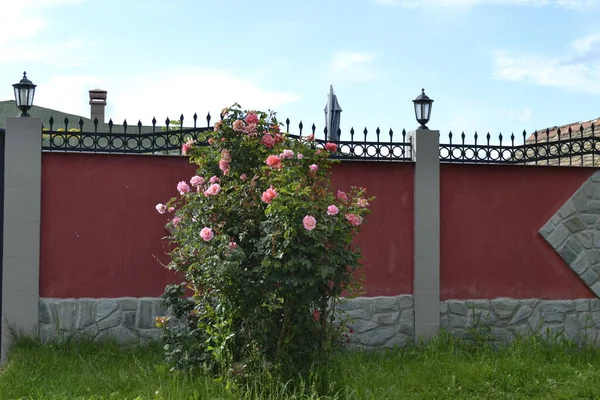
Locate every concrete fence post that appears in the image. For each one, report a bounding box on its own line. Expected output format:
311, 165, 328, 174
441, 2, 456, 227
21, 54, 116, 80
410, 128, 440, 339
1, 117, 42, 364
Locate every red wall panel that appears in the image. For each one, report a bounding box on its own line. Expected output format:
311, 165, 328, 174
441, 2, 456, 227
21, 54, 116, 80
331, 163, 414, 296
40, 154, 414, 298
440, 164, 595, 300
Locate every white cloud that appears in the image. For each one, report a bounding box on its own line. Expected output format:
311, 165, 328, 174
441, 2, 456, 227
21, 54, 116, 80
492, 34, 600, 95
375, 0, 600, 8
329, 52, 378, 82
34, 68, 301, 124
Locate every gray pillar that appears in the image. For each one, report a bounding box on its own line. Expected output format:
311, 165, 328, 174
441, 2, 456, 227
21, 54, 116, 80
1, 117, 42, 364
410, 128, 440, 339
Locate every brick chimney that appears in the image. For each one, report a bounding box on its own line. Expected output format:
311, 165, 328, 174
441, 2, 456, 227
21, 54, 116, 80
89, 89, 107, 123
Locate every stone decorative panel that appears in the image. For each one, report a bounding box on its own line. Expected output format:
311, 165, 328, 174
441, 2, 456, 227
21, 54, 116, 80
540, 171, 600, 297
441, 298, 600, 344
341, 295, 415, 349
39, 298, 167, 344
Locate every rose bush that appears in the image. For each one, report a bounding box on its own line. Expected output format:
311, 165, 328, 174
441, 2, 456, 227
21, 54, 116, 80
156, 104, 373, 379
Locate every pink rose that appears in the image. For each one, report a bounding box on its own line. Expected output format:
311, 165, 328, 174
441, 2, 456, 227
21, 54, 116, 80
228, 241, 238, 250
182, 143, 191, 155
214, 120, 222, 131
245, 123, 258, 135
155, 203, 166, 214
312, 309, 321, 321
190, 176, 204, 187
172, 216, 182, 227
297, 153, 304, 160
261, 187, 278, 204
200, 227, 214, 242
220, 149, 231, 163
261, 134, 276, 148
309, 164, 318, 172
274, 133, 284, 143
208, 137, 215, 145
177, 181, 190, 195
325, 142, 337, 153
280, 149, 294, 159
306, 134, 315, 142
209, 176, 220, 184
219, 160, 230, 175
357, 198, 370, 208
168, 206, 175, 213
221, 107, 229, 116
245, 113, 259, 124
337, 190, 348, 202
303, 215, 317, 231
240, 173, 247, 181
232, 120, 245, 132
345, 214, 363, 226
327, 205, 339, 216
204, 183, 221, 196
265, 155, 282, 169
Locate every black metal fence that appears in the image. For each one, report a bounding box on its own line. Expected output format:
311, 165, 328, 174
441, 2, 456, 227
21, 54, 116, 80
40, 114, 413, 162
39, 113, 599, 166
439, 124, 599, 166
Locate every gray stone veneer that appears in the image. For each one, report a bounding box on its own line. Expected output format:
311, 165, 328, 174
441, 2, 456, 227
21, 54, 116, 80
341, 295, 415, 349
540, 170, 600, 296
441, 298, 600, 344
39, 298, 167, 344
40, 296, 416, 348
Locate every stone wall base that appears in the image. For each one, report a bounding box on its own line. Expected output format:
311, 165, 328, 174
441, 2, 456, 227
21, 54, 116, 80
441, 298, 600, 344
39, 298, 166, 344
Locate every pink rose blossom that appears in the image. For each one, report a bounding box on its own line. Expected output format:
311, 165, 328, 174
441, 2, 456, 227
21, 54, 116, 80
172, 216, 182, 227
190, 176, 204, 187
297, 153, 304, 159
309, 164, 318, 172
182, 143, 191, 155
325, 142, 338, 153
209, 176, 220, 184
168, 206, 175, 213
228, 241, 238, 250
156, 203, 167, 214
271, 124, 281, 133
204, 183, 221, 196
208, 138, 215, 145
303, 215, 317, 231
200, 227, 214, 242
240, 173, 247, 181
261, 134, 276, 148
274, 133, 284, 143
337, 190, 348, 202
245, 123, 258, 135
345, 214, 363, 226
232, 120, 245, 132
306, 133, 315, 142
177, 181, 190, 195
245, 113, 259, 124
221, 107, 229, 116
280, 149, 294, 159
220, 149, 231, 163
265, 155, 283, 169
312, 309, 321, 321
219, 160, 230, 175
261, 187, 278, 204
357, 198, 370, 208
214, 120, 222, 131
327, 205, 339, 216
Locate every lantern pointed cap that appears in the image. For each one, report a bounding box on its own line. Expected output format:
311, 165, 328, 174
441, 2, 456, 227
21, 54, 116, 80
17, 71, 34, 85
413, 88, 433, 103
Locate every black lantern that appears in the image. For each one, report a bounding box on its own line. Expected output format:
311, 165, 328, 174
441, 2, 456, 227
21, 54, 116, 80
413, 88, 433, 129
12, 71, 36, 117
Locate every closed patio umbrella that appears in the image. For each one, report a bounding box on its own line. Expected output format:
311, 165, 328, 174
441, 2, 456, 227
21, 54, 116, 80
324, 85, 342, 142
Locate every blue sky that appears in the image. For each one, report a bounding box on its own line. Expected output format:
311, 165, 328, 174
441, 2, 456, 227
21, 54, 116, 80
1, 0, 600, 142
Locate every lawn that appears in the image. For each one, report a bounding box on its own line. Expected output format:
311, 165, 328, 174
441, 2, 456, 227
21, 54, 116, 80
2, 332, 600, 399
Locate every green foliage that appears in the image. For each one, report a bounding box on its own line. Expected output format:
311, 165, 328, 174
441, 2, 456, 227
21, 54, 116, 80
157, 104, 373, 379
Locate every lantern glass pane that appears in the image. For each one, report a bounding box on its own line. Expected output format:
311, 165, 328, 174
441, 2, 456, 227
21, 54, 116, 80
19, 88, 29, 107
27, 88, 35, 106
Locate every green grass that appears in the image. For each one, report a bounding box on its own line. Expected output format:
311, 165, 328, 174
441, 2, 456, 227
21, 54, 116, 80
3, 332, 600, 399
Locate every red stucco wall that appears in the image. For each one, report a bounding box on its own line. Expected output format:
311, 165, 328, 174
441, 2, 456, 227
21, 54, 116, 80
440, 164, 595, 300
40, 154, 414, 298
